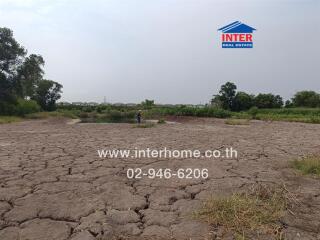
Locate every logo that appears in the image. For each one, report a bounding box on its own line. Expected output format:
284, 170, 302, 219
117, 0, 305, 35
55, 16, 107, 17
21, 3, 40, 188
218, 21, 256, 48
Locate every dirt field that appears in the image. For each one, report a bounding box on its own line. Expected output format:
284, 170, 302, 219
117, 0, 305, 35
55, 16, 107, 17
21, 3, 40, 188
0, 118, 319, 240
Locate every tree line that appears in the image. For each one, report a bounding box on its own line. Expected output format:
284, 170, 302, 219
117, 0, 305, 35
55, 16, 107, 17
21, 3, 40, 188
0, 27, 63, 116
1, 27, 319, 117
212, 82, 320, 111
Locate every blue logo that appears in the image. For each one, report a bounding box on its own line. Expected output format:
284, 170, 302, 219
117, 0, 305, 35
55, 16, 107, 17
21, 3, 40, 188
218, 21, 256, 48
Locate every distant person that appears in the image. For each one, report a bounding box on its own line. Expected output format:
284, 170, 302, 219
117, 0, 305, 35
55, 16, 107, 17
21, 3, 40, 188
137, 110, 142, 124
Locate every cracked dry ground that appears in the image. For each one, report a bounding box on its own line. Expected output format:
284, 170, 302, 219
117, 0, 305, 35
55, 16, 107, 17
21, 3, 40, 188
0, 118, 320, 240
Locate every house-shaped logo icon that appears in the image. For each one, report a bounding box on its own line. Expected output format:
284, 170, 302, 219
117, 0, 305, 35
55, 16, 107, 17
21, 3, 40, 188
218, 21, 256, 48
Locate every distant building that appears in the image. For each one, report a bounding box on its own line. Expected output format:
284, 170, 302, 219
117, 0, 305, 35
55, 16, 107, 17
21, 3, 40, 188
72, 102, 83, 106
113, 103, 125, 106
87, 102, 98, 106
57, 102, 71, 106
195, 104, 205, 108
126, 103, 137, 107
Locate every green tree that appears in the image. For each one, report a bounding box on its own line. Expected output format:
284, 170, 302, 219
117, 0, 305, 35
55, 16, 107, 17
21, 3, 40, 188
254, 94, 283, 109
232, 91, 254, 111
32, 80, 63, 111
213, 82, 237, 110
141, 99, 155, 109
291, 91, 320, 108
0, 28, 26, 76
15, 54, 45, 98
285, 100, 293, 108
210, 94, 223, 108
0, 27, 63, 115
0, 27, 26, 103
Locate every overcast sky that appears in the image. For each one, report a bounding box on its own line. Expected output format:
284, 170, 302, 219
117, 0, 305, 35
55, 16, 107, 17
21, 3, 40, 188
0, 0, 319, 104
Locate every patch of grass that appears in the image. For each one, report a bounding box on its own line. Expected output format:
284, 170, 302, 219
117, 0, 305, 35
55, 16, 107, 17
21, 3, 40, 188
25, 111, 77, 119
57, 110, 78, 119
25, 112, 52, 119
247, 108, 320, 124
134, 123, 156, 128
193, 185, 288, 238
157, 118, 166, 124
225, 119, 250, 125
292, 155, 320, 176
0, 116, 22, 124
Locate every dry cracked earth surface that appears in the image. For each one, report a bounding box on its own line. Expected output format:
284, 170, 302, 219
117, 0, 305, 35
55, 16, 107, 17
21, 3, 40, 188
0, 117, 320, 240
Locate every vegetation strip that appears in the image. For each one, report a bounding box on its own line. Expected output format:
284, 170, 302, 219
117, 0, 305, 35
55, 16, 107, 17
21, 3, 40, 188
292, 155, 320, 177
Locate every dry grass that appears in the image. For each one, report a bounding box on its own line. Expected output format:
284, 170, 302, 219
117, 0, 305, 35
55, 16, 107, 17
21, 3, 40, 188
0, 116, 22, 124
193, 184, 289, 238
225, 119, 250, 125
26, 111, 77, 119
292, 155, 320, 176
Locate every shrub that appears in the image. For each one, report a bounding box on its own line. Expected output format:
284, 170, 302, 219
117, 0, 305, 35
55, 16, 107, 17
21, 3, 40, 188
232, 92, 254, 111
97, 105, 107, 113
158, 118, 166, 124
292, 91, 320, 108
0, 101, 17, 116
254, 94, 283, 109
207, 108, 232, 118
79, 110, 137, 123
79, 112, 89, 118
108, 110, 123, 122
248, 106, 258, 118
309, 116, 320, 124
141, 99, 155, 109
105, 110, 136, 123
16, 99, 40, 116
0, 99, 40, 116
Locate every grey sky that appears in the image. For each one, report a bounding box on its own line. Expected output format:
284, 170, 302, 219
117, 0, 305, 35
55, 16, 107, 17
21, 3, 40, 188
0, 0, 319, 104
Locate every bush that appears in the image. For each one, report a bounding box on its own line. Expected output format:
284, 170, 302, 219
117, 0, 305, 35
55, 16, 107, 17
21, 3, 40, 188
207, 108, 232, 118
232, 92, 254, 111
158, 118, 166, 124
248, 106, 259, 118
16, 99, 40, 116
0, 101, 17, 116
292, 91, 320, 108
79, 112, 89, 118
254, 94, 283, 109
96, 105, 107, 113
79, 110, 137, 123
0, 99, 40, 116
108, 110, 123, 122
106, 110, 136, 123
141, 99, 155, 109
